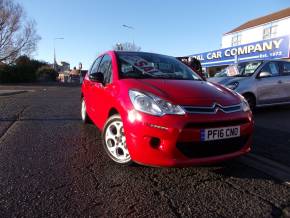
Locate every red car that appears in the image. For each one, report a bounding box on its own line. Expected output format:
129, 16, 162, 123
81, 51, 253, 167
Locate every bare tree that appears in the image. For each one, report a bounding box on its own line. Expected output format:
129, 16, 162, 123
113, 42, 141, 51
0, 0, 40, 63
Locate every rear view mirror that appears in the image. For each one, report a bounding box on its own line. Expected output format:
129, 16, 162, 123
258, 71, 272, 78
89, 72, 104, 83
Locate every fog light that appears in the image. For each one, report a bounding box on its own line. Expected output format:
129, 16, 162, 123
150, 137, 161, 148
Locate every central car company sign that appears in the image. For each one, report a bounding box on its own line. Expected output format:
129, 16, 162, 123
190, 35, 290, 67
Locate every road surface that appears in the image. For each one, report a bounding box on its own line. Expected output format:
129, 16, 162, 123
0, 84, 289, 217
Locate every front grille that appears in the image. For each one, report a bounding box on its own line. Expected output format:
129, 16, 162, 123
184, 118, 249, 129
176, 136, 249, 158
183, 103, 242, 114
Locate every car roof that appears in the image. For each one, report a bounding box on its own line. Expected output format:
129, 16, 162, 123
114, 50, 174, 58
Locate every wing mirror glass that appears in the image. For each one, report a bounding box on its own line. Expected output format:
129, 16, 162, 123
89, 72, 104, 83
259, 71, 272, 78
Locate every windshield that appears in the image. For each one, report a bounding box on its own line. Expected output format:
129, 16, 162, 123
213, 61, 263, 78
236, 61, 263, 77
117, 52, 202, 80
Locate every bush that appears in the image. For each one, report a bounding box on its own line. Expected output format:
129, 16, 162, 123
0, 65, 18, 83
0, 56, 49, 83
36, 66, 58, 81
0, 64, 37, 83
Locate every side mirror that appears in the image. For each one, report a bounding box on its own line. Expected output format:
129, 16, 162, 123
89, 72, 104, 83
258, 71, 272, 78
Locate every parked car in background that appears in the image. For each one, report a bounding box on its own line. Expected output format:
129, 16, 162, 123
81, 51, 253, 167
208, 60, 290, 110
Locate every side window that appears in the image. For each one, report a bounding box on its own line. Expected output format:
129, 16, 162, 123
105, 62, 113, 84
260, 62, 279, 76
90, 56, 103, 75
282, 62, 290, 75
98, 54, 113, 85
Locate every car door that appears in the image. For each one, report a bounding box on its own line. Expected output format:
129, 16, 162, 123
280, 61, 290, 102
256, 61, 284, 105
83, 56, 103, 115
90, 54, 113, 128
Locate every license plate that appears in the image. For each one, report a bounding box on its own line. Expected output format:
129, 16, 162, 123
201, 126, 240, 141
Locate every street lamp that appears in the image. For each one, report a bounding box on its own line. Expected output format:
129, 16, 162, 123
122, 24, 135, 45
122, 24, 134, 30
53, 37, 64, 71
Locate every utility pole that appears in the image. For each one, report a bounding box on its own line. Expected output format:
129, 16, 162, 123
53, 37, 64, 71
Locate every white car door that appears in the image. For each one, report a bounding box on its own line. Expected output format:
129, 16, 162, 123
256, 62, 285, 105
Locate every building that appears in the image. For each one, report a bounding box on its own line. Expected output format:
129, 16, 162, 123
53, 61, 70, 72
187, 8, 290, 76
55, 62, 71, 83
222, 8, 290, 48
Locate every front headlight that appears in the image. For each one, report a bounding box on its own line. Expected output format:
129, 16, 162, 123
226, 81, 239, 90
129, 90, 185, 116
238, 95, 250, 112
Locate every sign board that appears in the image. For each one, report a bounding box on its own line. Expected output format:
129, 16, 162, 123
190, 35, 290, 67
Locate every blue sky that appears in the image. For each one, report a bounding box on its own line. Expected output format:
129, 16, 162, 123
17, 0, 290, 69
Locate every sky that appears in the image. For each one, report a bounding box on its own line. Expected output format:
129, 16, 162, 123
17, 0, 290, 69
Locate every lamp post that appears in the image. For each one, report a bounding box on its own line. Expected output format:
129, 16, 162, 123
122, 24, 135, 45
53, 37, 64, 71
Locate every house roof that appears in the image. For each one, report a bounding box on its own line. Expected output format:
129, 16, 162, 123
225, 7, 290, 35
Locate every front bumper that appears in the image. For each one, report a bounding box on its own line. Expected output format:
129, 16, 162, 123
123, 110, 253, 167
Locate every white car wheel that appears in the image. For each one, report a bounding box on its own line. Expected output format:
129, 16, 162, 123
102, 114, 132, 164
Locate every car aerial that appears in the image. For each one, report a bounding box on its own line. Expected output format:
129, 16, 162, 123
208, 60, 290, 110
81, 51, 254, 167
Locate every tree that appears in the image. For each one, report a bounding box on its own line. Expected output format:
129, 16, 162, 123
113, 42, 141, 51
36, 66, 58, 81
0, 0, 40, 63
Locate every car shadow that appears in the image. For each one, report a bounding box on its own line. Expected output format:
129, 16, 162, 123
253, 104, 290, 115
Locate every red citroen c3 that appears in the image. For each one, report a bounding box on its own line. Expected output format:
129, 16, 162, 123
81, 51, 253, 167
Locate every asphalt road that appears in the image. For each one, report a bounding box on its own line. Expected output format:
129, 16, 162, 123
0, 84, 290, 217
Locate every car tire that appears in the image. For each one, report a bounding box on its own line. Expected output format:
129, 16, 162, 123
102, 114, 133, 165
81, 98, 91, 124
244, 94, 256, 111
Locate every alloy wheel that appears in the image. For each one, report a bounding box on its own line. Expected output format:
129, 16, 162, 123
104, 116, 131, 163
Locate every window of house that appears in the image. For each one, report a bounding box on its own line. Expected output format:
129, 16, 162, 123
231, 34, 241, 46
271, 25, 278, 37
263, 24, 278, 40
